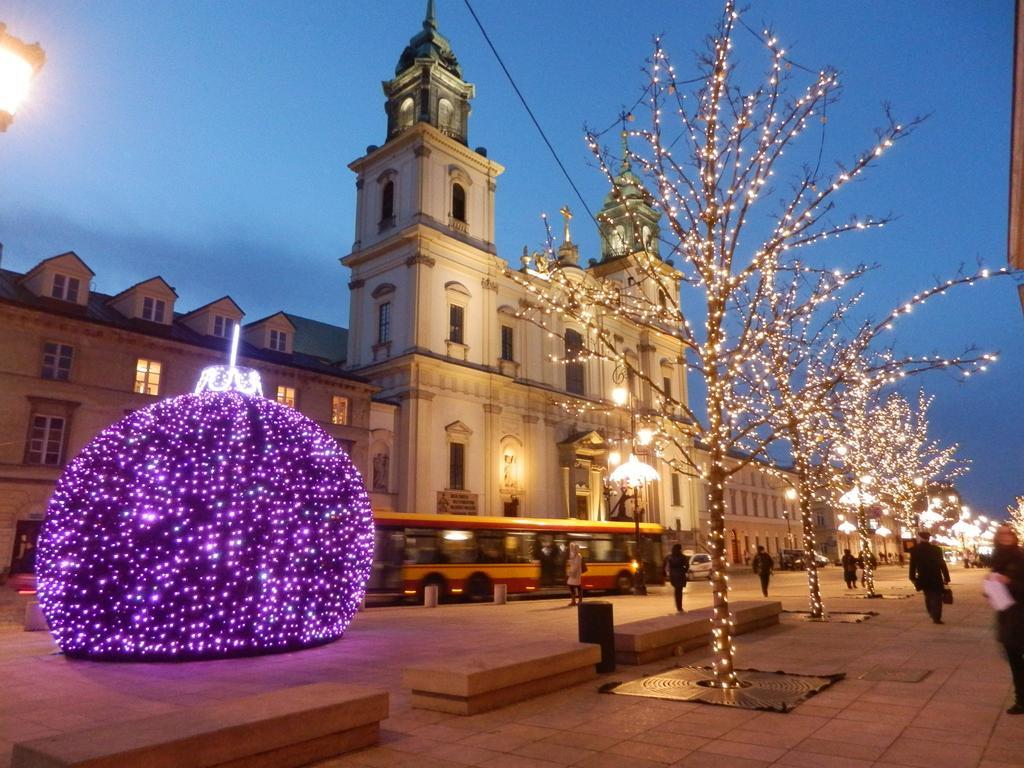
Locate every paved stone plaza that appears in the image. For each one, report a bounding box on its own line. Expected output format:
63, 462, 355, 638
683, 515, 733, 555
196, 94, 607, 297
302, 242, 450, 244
0, 567, 1020, 768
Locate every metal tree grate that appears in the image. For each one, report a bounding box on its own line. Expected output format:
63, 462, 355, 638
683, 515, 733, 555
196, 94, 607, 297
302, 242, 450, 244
602, 666, 844, 713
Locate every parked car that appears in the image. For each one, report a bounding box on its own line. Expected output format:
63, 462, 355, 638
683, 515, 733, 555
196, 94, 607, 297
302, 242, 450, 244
780, 549, 830, 570
686, 552, 713, 579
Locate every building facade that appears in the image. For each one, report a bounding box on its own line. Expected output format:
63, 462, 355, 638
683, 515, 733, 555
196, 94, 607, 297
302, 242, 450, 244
341, 6, 703, 534
0, 251, 384, 576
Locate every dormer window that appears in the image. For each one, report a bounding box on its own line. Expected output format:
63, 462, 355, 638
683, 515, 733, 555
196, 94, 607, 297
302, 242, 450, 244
142, 296, 166, 323
451, 183, 466, 223
51, 273, 80, 302
213, 315, 230, 338
269, 329, 288, 352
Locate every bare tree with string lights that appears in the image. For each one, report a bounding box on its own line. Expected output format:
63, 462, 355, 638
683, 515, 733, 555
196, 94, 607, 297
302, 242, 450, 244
510, 0, 929, 687
751, 262, 991, 617
510, 0, 1017, 686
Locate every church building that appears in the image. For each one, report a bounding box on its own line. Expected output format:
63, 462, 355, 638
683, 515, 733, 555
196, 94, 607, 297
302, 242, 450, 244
343, 3, 702, 534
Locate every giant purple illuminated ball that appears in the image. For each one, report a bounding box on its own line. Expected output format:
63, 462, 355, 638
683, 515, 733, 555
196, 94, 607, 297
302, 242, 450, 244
37, 377, 374, 661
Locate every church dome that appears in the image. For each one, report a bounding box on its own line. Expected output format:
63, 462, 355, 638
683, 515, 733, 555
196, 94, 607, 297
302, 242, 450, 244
396, 0, 462, 78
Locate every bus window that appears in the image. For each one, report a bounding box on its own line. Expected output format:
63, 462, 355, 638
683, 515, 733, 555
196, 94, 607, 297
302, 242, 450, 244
439, 530, 476, 563
367, 529, 405, 590
567, 532, 593, 563
586, 536, 616, 563
406, 529, 441, 564
610, 534, 629, 562
477, 532, 506, 563
536, 534, 566, 586
505, 531, 535, 563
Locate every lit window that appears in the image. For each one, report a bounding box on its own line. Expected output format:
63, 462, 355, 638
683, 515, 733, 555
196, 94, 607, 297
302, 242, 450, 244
500, 325, 514, 362
269, 329, 288, 352
41, 342, 74, 381
398, 97, 414, 130
378, 302, 391, 344
212, 315, 229, 338
142, 296, 166, 323
51, 273, 80, 302
26, 414, 66, 466
134, 359, 161, 396
276, 386, 296, 408
331, 395, 349, 425
449, 304, 464, 344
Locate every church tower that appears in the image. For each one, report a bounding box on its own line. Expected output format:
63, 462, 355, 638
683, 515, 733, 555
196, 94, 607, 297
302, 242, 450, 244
597, 132, 662, 261
342, 1, 506, 516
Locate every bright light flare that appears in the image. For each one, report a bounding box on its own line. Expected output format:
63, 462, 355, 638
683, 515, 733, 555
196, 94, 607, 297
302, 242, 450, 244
0, 46, 33, 116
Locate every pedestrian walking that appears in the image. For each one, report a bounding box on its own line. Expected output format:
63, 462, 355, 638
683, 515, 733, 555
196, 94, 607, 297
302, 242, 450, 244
987, 525, 1024, 715
908, 531, 950, 624
752, 545, 773, 597
841, 548, 858, 589
663, 544, 690, 613
566, 542, 583, 606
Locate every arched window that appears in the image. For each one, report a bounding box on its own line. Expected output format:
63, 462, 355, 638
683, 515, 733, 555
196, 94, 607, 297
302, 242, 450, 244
398, 97, 415, 130
642, 225, 652, 249
381, 180, 394, 223
438, 98, 453, 131
565, 329, 585, 395
612, 226, 626, 255
452, 183, 466, 222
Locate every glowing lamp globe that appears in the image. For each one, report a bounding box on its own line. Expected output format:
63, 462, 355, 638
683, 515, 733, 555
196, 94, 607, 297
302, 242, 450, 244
36, 362, 374, 661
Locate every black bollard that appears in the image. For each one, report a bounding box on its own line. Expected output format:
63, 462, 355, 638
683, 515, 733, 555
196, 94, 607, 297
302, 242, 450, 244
577, 600, 615, 673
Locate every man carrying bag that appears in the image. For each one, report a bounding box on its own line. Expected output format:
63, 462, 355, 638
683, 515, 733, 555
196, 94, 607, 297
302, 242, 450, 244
909, 531, 951, 624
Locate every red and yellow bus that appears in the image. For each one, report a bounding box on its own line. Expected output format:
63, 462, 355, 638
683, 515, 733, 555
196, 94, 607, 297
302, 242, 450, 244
367, 512, 665, 601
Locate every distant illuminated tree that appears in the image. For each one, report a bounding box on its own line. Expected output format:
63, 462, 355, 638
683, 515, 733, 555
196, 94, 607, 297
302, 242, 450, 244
754, 269, 985, 616
1009, 498, 1024, 542
873, 391, 966, 532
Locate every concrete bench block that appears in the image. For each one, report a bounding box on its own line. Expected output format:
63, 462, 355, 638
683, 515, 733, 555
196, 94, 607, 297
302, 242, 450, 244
12, 682, 388, 768
615, 600, 782, 665
404, 639, 601, 715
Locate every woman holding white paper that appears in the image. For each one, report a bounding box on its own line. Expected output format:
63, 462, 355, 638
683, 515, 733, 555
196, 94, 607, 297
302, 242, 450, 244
989, 525, 1024, 715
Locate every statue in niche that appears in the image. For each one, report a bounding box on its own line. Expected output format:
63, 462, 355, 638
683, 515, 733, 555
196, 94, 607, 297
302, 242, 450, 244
502, 451, 517, 488
372, 452, 389, 492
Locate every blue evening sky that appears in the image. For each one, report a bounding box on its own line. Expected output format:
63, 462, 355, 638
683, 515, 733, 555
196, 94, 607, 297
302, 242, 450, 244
0, 1, 1019, 517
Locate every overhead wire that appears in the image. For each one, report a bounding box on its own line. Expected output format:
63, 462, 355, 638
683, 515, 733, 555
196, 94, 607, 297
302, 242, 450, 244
462, 0, 598, 228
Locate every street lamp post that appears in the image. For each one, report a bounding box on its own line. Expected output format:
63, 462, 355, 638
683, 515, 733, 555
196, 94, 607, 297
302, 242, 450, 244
838, 519, 857, 553
609, 383, 658, 596
875, 525, 892, 562
784, 487, 797, 549
0, 23, 45, 131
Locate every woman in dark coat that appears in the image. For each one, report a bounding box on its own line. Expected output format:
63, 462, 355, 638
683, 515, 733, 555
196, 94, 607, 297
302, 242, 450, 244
663, 544, 690, 613
990, 525, 1024, 715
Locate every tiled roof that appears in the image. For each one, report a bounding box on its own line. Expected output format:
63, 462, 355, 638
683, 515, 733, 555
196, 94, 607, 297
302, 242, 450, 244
0, 267, 366, 385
